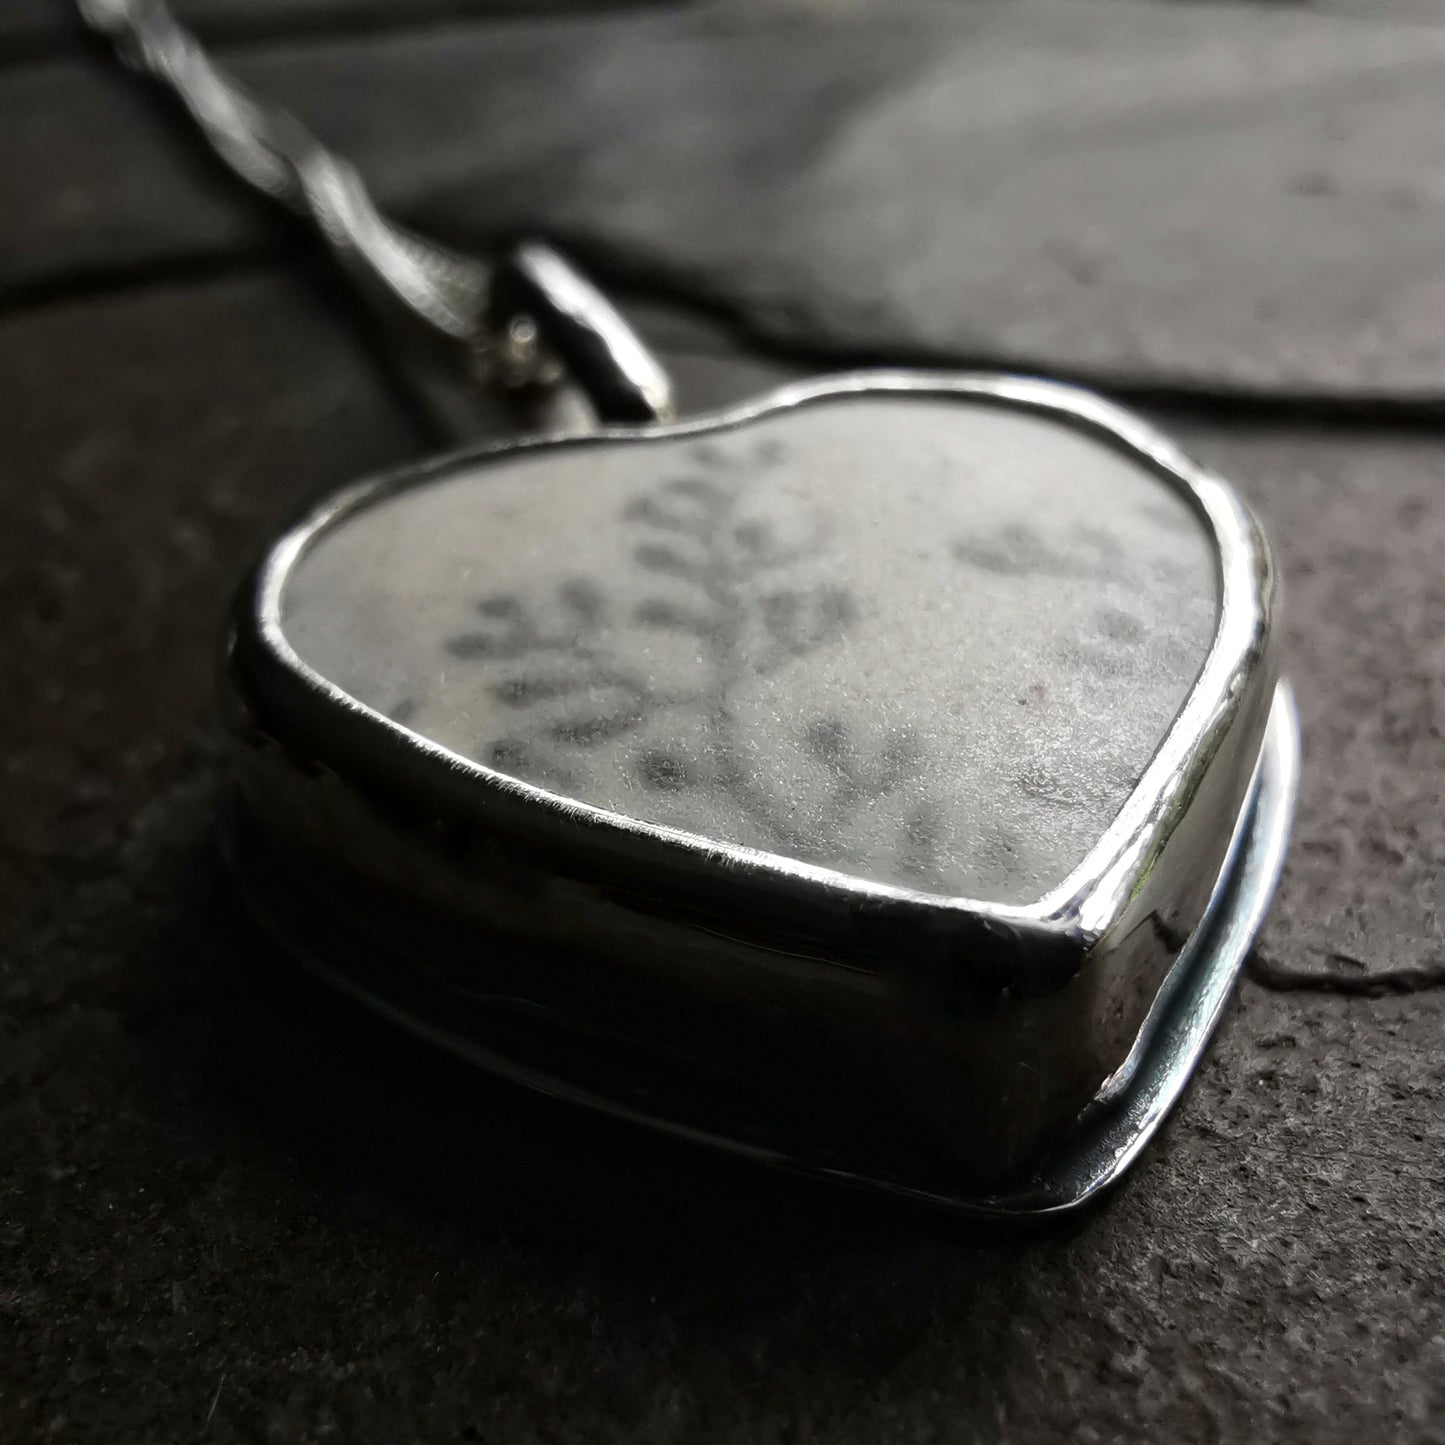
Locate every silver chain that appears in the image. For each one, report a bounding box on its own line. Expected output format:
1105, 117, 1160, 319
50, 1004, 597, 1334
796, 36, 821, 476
79, 0, 673, 424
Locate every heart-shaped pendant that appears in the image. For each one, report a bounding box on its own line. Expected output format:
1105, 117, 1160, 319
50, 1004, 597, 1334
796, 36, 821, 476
223, 373, 1297, 1215
77, 0, 1297, 1216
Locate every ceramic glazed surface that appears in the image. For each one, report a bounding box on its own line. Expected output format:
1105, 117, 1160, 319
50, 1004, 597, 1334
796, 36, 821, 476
281, 396, 1217, 903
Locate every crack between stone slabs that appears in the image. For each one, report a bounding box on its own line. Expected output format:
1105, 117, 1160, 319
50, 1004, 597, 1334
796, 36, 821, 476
12, 216, 1445, 438
557, 235, 1445, 429
1248, 949, 1445, 997
510, 233, 1445, 427
703, 312, 1445, 429
0, 250, 469, 467
11, 246, 1445, 440
0, 246, 747, 370
0, 250, 300, 319
5, 126, 1445, 419
1190, 1124, 1445, 1187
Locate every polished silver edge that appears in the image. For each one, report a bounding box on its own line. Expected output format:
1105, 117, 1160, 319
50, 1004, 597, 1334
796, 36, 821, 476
781, 679, 1298, 1216
967, 679, 1301, 1216
231, 370, 1274, 951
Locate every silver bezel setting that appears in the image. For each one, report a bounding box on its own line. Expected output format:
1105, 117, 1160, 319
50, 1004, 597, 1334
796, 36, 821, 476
224, 372, 1298, 1214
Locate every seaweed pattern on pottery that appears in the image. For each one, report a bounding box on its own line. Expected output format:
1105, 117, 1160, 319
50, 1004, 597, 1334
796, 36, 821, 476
279, 398, 1218, 902
443, 440, 943, 882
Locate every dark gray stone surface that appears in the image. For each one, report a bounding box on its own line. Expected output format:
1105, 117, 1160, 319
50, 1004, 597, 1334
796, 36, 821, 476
3, 263, 1444, 1442
6, 0, 1445, 398
0, 270, 421, 920
3, 3, 1444, 1440
1182, 419, 1445, 998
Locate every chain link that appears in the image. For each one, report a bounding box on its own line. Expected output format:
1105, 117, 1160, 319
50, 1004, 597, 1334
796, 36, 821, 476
79, 0, 674, 423
80, 0, 492, 341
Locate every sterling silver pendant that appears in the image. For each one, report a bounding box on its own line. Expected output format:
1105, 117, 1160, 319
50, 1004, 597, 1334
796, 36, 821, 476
89, 0, 1298, 1215
224, 372, 1297, 1215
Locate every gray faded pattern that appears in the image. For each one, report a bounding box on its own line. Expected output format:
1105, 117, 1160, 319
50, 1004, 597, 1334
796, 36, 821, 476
281, 397, 1217, 903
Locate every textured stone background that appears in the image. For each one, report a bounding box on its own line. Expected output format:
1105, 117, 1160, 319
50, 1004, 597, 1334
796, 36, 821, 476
2, 2, 1443, 1441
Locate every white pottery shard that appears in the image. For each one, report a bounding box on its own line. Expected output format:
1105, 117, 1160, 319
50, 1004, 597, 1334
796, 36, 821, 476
279, 392, 1218, 905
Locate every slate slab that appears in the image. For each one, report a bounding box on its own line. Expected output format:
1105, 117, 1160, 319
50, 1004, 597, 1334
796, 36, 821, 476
2, 259, 1443, 1441
6, 0, 1445, 400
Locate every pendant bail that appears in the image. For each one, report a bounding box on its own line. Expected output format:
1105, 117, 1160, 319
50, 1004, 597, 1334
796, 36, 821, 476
483, 242, 676, 428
